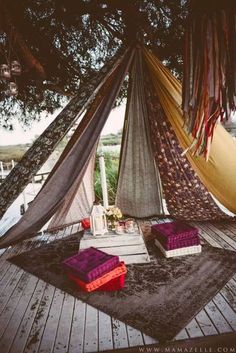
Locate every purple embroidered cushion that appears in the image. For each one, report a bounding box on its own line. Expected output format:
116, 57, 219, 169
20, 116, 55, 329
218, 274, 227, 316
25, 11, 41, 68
157, 235, 200, 250
62, 247, 119, 283
151, 221, 199, 245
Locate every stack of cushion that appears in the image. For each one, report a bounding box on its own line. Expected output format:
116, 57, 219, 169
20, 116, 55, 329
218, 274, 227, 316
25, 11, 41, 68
151, 221, 201, 258
62, 247, 127, 292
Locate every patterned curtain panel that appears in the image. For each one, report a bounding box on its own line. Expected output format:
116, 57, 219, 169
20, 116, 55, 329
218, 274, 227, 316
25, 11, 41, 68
0, 46, 127, 219
47, 151, 96, 232
116, 49, 164, 218
0, 49, 134, 248
143, 48, 236, 215
144, 69, 229, 221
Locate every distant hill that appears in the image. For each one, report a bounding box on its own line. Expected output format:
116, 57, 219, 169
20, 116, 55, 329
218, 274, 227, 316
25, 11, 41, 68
0, 144, 31, 162
100, 131, 122, 146
0, 131, 122, 163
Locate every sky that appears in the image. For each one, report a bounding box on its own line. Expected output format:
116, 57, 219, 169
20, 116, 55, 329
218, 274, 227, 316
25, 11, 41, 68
0, 102, 126, 146
1, 102, 235, 146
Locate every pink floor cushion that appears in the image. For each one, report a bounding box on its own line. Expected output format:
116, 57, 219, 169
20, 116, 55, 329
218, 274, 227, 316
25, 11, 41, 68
156, 235, 200, 250
63, 247, 119, 283
98, 274, 126, 291
151, 221, 199, 247
68, 262, 127, 292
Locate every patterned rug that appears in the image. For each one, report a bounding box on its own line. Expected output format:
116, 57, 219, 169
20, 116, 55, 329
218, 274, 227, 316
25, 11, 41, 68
9, 233, 236, 342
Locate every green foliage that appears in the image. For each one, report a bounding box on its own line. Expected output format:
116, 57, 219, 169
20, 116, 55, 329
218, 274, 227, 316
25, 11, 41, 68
0, 0, 188, 128
94, 151, 119, 205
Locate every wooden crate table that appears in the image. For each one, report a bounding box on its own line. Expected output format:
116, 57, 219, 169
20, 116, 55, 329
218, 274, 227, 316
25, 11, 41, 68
79, 227, 150, 264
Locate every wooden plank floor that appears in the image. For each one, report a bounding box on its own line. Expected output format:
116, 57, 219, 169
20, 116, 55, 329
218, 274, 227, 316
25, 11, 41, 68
0, 219, 236, 352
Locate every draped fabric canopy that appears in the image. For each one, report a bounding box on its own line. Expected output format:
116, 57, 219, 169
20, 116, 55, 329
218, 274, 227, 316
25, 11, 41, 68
0, 49, 134, 248
182, 2, 236, 157
0, 47, 127, 220
116, 48, 228, 221
47, 152, 96, 232
0, 45, 235, 249
143, 48, 236, 215
116, 49, 164, 217
143, 65, 228, 221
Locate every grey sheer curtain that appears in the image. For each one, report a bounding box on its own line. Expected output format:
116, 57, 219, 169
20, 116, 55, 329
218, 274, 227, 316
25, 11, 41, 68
116, 49, 164, 217
0, 47, 127, 219
47, 151, 96, 232
0, 48, 134, 248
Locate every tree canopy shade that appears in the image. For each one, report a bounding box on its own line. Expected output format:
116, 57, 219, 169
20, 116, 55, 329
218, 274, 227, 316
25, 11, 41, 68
0, 0, 188, 128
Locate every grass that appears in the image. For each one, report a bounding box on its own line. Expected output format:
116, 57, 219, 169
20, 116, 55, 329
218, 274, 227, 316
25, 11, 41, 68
0, 134, 121, 205
94, 151, 119, 205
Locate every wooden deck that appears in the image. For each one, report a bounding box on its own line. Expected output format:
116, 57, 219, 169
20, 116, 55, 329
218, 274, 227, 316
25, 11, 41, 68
0, 219, 236, 352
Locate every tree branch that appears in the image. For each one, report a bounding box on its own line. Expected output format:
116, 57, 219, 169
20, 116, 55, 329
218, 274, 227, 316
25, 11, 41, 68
97, 17, 124, 41
43, 82, 74, 97
1, 0, 46, 79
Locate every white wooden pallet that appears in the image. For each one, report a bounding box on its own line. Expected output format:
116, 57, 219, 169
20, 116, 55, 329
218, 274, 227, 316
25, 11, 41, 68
79, 229, 150, 264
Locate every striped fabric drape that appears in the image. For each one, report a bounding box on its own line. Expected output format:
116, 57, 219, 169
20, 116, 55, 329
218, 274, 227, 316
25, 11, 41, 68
182, 2, 236, 157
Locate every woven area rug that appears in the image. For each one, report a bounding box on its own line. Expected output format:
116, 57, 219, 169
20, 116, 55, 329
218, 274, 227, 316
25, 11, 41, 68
9, 233, 236, 342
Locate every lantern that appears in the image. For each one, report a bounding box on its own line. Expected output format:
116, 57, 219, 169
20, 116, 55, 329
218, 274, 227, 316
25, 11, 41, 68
0, 64, 11, 79
90, 203, 108, 236
6, 82, 18, 97
11, 61, 22, 76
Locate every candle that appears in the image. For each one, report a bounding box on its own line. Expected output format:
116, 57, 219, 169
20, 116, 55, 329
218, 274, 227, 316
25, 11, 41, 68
95, 216, 103, 231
